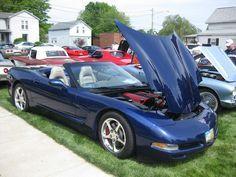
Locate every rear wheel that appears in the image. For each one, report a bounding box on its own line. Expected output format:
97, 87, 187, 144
13, 84, 29, 111
98, 112, 135, 159
200, 88, 220, 112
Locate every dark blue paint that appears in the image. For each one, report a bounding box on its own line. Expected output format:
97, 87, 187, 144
115, 20, 202, 113
8, 64, 217, 160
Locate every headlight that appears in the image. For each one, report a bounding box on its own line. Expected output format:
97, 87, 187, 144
233, 89, 236, 96
151, 142, 179, 151
232, 89, 236, 101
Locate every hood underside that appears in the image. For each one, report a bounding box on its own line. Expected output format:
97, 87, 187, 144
199, 46, 236, 82
115, 20, 202, 113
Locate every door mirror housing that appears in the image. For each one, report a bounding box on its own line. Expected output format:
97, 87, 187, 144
49, 79, 66, 89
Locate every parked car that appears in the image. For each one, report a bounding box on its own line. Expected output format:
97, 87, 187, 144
72, 49, 139, 66
62, 46, 88, 56
15, 42, 34, 50
10, 46, 78, 66
0, 44, 28, 58
0, 53, 14, 81
8, 21, 217, 160
82, 45, 101, 55
198, 46, 236, 111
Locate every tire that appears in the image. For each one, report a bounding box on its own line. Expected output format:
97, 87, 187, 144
200, 88, 221, 112
98, 112, 135, 159
13, 83, 29, 111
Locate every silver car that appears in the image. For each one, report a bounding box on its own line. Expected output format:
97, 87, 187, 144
197, 46, 236, 111
123, 46, 236, 112
0, 53, 14, 81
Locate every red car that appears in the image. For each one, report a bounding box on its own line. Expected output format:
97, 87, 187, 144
71, 50, 139, 66
62, 46, 88, 56
10, 46, 80, 66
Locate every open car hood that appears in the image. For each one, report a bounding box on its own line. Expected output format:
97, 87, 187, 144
199, 46, 236, 81
115, 20, 202, 113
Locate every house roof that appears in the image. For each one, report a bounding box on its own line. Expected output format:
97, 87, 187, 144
0, 12, 14, 19
0, 10, 39, 20
206, 6, 236, 24
197, 29, 236, 36
49, 20, 91, 31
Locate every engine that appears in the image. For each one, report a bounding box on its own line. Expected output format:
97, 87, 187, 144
122, 91, 166, 110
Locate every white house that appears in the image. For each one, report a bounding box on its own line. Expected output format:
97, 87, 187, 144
0, 10, 39, 44
197, 6, 236, 49
48, 20, 92, 47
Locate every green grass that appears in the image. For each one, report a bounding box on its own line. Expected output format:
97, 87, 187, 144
0, 85, 235, 177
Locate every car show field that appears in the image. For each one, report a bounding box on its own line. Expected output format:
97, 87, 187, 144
0, 2, 236, 176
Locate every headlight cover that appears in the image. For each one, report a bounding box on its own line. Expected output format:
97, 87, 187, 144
151, 142, 179, 151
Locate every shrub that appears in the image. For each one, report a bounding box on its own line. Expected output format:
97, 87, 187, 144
13, 38, 25, 44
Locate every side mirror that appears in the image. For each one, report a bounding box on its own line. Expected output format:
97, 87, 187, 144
49, 79, 66, 89
91, 51, 103, 59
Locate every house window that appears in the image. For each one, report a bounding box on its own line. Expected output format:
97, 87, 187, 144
22, 34, 28, 41
21, 20, 24, 29
1, 34, 5, 42
51, 38, 57, 43
207, 38, 211, 44
25, 21, 28, 29
76, 26, 79, 33
82, 27, 85, 33
216, 38, 219, 46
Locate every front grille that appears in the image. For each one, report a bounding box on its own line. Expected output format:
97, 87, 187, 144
179, 142, 201, 150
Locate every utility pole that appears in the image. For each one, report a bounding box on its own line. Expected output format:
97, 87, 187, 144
151, 8, 154, 34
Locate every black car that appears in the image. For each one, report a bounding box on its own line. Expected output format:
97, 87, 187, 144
82, 45, 101, 55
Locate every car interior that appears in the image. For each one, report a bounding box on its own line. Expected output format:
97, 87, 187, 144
38, 66, 97, 88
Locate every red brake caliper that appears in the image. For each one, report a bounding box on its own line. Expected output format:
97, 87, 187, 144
105, 126, 110, 135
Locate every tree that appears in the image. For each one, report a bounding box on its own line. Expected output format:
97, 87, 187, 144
158, 15, 201, 39
79, 2, 130, 36
0, 0, 51, 42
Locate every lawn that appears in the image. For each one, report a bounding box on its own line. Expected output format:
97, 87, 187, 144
0, 85, 235, 177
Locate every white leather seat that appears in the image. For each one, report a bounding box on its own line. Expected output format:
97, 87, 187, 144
79, 66, 96, 87
49, 67, 69, 86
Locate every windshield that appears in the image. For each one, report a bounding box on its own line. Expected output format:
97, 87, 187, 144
68, 46, 82, 50
70, 63, 143, 89
46, 50, 67, 57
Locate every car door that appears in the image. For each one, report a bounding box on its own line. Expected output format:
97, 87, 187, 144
31, 74, 77, 118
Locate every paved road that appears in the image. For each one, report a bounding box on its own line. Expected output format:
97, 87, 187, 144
0, 107, 112, 177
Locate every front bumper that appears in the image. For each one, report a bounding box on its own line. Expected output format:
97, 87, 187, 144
137, 126, 218, 161
221, 99, 236, 108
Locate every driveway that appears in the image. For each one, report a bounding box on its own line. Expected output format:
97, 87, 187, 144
0, 107, 112, 177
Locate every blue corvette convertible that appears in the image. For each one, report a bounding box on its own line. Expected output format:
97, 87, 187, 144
7, 21, 217, 160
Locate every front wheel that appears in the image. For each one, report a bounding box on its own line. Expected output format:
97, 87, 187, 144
13, 84, 29, 111
200, 88, 220, 112
98, 112, 135, 159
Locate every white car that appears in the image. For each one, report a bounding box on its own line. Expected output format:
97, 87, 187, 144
0, 53, 13, 81
15, 42, 34, 50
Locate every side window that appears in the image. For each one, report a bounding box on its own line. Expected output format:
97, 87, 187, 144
30, 50, 37, 59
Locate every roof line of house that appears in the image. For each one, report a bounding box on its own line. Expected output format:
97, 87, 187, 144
0, 10, 39, 20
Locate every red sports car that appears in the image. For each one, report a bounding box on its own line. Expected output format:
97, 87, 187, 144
71, 50, 139, 66
62, 46, 88, 56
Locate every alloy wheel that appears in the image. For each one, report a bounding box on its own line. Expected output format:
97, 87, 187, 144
200, 91, 218, 112
14, 86, 27, 111
101, 118, 126, 154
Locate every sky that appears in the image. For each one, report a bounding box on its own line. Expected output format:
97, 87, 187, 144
48, 0, 236, 32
